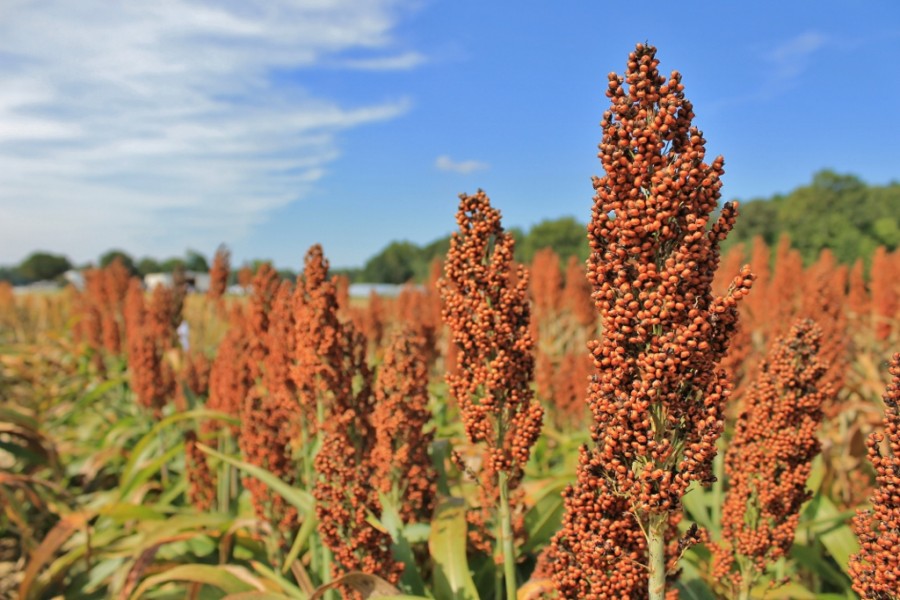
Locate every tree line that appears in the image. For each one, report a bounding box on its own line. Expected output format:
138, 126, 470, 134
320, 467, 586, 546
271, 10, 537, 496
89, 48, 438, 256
4, 170, 897, 285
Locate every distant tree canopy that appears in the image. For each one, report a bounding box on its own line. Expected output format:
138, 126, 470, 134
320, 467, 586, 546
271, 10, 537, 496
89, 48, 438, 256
516, 217, 590, 265
3, 171, 897, 285
357, 216, 588, 283
137, 257, 162, 276
184, 249, 209, 273
724, 170, 900, 266
99, 250, 138, 275
17, 251, 72, 282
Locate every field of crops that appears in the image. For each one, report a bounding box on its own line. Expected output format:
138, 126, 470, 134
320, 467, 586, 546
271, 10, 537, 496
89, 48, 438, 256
3, 43, 900, 600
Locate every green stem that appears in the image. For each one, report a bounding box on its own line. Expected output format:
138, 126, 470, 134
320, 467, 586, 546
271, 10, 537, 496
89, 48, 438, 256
737, 556, 755, 600
738, 576, 752, 600
647, 512, 668, 600
497, 470, 516, 600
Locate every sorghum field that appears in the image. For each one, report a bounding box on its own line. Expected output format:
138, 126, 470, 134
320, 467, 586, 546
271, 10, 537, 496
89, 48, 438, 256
3, 44, 900, 600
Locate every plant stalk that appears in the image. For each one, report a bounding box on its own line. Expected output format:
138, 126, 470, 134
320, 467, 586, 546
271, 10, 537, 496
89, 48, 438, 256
498, 469, 516, 600
647, 512, 668, 600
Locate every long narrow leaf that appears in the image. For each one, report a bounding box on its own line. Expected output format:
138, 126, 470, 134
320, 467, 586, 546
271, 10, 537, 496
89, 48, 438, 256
428, 497, 478, 600
197, 443, 314, 515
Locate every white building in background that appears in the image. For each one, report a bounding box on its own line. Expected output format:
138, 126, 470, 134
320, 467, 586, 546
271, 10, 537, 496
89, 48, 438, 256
144, 271, 211, 293
348, 283, 423, 298
63, 269, 84, 290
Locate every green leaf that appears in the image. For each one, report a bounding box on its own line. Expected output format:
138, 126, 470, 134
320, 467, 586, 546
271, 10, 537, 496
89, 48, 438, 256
197, 442, 314, 515
681, 483, 714, 534
120, 408, 237, 494
378, 493, 427, 596
429, 497, 478, 600
674, 577, 717, 600
522, 478, 567, 553
806, 494, 858, 578
130, 564, 260, 598
98, 502, 168, 523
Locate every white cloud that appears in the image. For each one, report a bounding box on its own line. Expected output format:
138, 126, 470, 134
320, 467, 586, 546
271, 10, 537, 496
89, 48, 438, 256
337, 51, 427, 71
435, 155, 489, 174
766, 31, 827, 81
0, 0, 420, 263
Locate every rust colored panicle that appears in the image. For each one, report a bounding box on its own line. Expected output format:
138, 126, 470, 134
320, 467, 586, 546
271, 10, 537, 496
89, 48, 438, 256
802, 249, 848, 413
850, 353, 900, 599
551, 350, 593, 429
562, 255, 595, 328
122, 277, 176, 416
245, 263, 281, 382
184, 430, 216, 512
871, 247, 899, 341
711, 320, 830, 596
530, 247, 564, 328
440, 190, 544, 581
205, 305, 250, 436
291, 245, 345, 434
441, 190, 544, 480
238, 273, 299, 534
146, 284, 178, 350
551, 43, 751, 599
371, 328, 437, 524
314, 321, 402, 582
237, 265, 253, 290
183, 352, 211, 398
207, 245, 231, 302
395, 284, 439, 370
175, 351, 212, 411
847, 258, 869, 319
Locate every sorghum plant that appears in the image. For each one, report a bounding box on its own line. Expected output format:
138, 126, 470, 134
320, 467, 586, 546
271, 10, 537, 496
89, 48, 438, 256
551, 43, 751, 599
441, 190, 544, 599
562, 254, 595, 329
850, 353, 900, 599
240, 277, 299, 535
371, 328, 437, 524
313, 321, 401, 583
123, 279, 176, 416
847, 258, 869, 319
711, 319, 829, 598
871, 247, 899, 341
207, 245, 230, 302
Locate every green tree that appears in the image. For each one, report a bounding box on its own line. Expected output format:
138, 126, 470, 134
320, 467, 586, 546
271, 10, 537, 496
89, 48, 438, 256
137, 257, 162, 276
185, 249, 209, 272
161, 258, 186, 273
99, 250, 137, 274
727, 170, 900, 267
17, 251, 72, 282
516, 217, 589, 264
362, 241, 420, 283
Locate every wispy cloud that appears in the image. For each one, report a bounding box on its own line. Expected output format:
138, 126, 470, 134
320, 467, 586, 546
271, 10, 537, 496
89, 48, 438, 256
0, 0, 420, 263
765, 31, 828, 82
336, 51, 427, 71
435, 155, 489, 174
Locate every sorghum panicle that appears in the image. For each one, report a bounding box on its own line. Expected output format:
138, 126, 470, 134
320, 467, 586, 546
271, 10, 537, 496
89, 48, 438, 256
552, 43, 751, 597
207, 245, 231, 302
711, 319, 829, 593
239, 270, 298, 533
205, 305, 250, 435
291, 244, 345, 432
871, 247, 899, 341
850, 353, 900, 599
562, 255, 595, 328
314, 321, 401, 582
371, 328, 437, 524
847, 258, 869, 319
184, 430, 216, 512
440, 190, 544, 479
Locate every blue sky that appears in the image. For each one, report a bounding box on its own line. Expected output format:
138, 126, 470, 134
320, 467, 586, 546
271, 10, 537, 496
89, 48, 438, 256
1, 1, 899, 269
